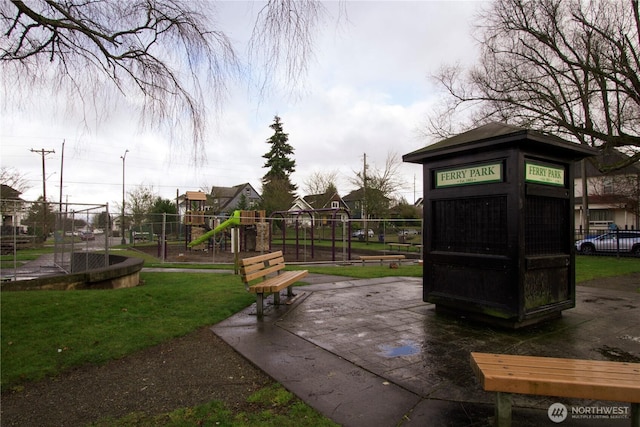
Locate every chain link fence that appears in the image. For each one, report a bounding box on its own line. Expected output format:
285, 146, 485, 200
5, 197, 638, 284
2, 201, 425, 279
1, 199, 111, 280
128, 212, 424, 264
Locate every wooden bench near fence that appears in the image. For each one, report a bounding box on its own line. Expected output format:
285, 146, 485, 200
359, 254, 405, 266
387, 243, 412, 252
470, 352, 640, 427
239, 251, 308, 319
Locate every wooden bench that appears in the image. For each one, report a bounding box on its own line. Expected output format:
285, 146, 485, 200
359, 254, 405, 266
239, 251, 308, 319
470, 352, 640, 427
388, 243, 412, 252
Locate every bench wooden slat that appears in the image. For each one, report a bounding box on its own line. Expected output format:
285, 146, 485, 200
359, 255, 406, 260
471, 352, 640, 403
475, 372, 640, 402
359, 254, 405, 266
240, 257, 285, 273
240, 256, 286, 272
471, 352, 640, 427
477, 366, 640, 385
239, 251, 285, 266
473, 353, 640, 376
241, 263, 284, 283
472, 352, 640, 372
248, 270, 308, 293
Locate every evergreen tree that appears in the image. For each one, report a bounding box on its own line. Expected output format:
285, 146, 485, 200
148, 197, 178, 236
261, 116, 297, 213
94, 211, 110, 232
236, 193, 249, 211
261, 177, 296, 216
23, 196, 55, 240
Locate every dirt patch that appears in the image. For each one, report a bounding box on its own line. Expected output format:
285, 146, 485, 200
1, 327, 273, 427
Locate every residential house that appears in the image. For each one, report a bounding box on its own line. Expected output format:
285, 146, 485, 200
343, 187, 390, 220
0, 184, 28, 233
342, 188, 365, 219
287, 192, 349, 227
574, 149, 639, 231
210, 183, 262, 214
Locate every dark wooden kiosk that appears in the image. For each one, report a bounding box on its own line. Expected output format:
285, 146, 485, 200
403, 123, 596, 328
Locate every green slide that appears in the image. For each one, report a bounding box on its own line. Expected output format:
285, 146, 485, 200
187, 210, 241, 248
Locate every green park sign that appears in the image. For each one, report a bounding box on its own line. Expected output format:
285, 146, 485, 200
525, 161, 565, 186
435, 162, 503, 188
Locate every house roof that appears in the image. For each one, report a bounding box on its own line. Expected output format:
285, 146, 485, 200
403, 122, 597, 163
302, 192, 344, 209
1, 184, 22, 200
211, 183, 256, 198
343, 188, 364, 201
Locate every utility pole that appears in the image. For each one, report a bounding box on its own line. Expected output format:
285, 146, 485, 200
363, 153, 367, 241
31, 148, 55, 240
581, 159, 589, 236
121, 149, 129, 245
413, 174, 416, 205
59, 141, 65, 213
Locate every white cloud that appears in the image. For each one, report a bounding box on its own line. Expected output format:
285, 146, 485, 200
1, 0, 484, 207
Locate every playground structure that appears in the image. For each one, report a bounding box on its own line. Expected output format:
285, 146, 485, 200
179, 192, 412, 263
182, 190, 267, 254
182, 193, 353, 261
187, 209, 268, 252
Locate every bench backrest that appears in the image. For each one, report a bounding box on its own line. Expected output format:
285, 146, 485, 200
239, 251, 286, 284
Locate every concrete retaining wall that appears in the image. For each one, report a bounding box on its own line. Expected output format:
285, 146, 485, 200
1, 254, 144, 291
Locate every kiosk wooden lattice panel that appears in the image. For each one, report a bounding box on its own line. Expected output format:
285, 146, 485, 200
525, 196, 569, 255
432, 195, 508, 255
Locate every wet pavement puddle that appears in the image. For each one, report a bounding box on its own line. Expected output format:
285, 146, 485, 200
378, 339, 421, 358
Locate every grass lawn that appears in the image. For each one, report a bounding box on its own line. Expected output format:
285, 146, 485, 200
1, 273, 253, 388
574, 255, 640, 282
1, 251, 638, 425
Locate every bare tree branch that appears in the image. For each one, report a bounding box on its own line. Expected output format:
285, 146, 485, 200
427, 0, 640, 172
303, 169, 340, 195
1, 0, 328, 160
248, 0, 327, 99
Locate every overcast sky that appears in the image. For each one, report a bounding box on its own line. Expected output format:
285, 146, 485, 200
1, 1, 484, 209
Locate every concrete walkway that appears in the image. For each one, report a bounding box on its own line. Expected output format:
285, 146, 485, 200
213, 275, 640, 427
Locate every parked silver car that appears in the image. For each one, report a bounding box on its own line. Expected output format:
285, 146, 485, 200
352, 229, 374, 238
575, 231, 640, 256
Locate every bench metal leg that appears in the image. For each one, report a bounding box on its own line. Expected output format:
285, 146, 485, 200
256, 293, 264, 319
495, 392, 512, 427
287, 285, 294, 298
631, 403, 639, 427
273, 291, 281, 306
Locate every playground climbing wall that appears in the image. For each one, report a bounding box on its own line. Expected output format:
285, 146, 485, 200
256, 222, 269, 252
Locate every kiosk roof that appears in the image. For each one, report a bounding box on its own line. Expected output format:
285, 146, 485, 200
403, 122, 597, 163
